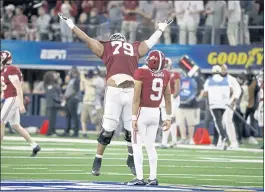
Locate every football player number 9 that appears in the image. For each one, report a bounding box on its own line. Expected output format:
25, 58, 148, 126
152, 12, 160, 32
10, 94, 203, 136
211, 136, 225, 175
111, 41, 134, 56
1, 76, 7, 91
150, 78, 163, 101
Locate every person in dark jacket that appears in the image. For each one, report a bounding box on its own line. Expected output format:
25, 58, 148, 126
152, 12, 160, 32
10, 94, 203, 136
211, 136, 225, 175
62, 66, 80, 137
43, 71, 62, 136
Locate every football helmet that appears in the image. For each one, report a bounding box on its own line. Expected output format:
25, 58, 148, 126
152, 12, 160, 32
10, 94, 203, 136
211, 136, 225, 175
146, 50, 166, 73
0, 50, 12, 68
164, 57, 173, 70
109, 33, 126, 42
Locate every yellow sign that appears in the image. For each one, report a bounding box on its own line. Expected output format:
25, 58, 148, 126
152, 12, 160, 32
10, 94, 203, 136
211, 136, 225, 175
207, 48, 264, 68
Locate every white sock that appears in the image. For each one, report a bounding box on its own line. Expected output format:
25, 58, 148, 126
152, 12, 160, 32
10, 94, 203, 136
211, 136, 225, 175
30, 142, 38, 149
132, 142, 143, 180
145, 144, 157, 180
170, 123, 177, 143
96, 154, 103, 158
161, 127, 170, 146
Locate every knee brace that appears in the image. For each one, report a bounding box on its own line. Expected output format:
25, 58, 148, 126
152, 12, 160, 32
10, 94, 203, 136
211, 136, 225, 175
97, 129, 115, 145
124, 130, 131, 142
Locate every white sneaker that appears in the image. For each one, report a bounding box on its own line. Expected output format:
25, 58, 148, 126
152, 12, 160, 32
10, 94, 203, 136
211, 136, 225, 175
189, 139, 195, 145
248, 137, 259, 145
228, 144, 239, 150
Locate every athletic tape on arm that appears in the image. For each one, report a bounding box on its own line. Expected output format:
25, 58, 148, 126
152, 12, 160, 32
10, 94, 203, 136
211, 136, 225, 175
144, 30, 163, 49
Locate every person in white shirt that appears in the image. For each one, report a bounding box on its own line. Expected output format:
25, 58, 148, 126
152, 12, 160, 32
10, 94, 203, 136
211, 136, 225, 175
199, 65, 234, 150
60, 0, 74, 42
220, 64, 242, 149
227, 1, 241, 45
174, 1, 204, 45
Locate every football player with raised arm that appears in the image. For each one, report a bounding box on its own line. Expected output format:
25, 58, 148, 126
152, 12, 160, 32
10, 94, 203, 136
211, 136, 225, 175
58, 13, 173, 176
1, 51, 41, 157
127, 50, 172, 185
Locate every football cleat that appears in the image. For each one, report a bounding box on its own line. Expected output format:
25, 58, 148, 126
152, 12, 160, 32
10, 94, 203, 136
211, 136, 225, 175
126, 178, 146, 186
126, 155, 136, 176
146, 179, 158, 186
91, 157, 102, 176
31, 145, 41, 157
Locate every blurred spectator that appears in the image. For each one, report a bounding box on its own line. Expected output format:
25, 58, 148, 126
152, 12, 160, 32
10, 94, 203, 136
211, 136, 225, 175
244, 68, 260, 144
59, 0, 76, 42
121, 0, 139, 43
22, 81, 31, 94
227, 1, 241, 46
80, 69, 97, 138
81, 0, 107, 15
202, 1, 226, 45
26, 15, 38, 41
107, 1, 123, 34
136, 0, 155, 41
177, 1, 204, 45
62, 66, 80, 137
87, 8, 100, 38
7, 6, 28, 40
240, 0, 254, 45
93, 68, 106, 132
2, 4, 15, 39
49, 8, 61, 41
55, 0, 78, 17
62, 74, 71, 94
43, 71, 63, 136
234, 73, 249, 144
177, 74, 204, 144
36, 6, 51, 41
77, 12, 89, 34
153, 0, 173, 44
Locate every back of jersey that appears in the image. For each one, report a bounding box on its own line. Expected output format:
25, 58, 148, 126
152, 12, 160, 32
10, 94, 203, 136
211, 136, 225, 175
101, 41, 141, 80
1, 65, 22, 99
134, 68, 170, 108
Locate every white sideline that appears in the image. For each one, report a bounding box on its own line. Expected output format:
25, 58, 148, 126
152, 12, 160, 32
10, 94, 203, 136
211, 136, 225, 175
3, 136, 263, 153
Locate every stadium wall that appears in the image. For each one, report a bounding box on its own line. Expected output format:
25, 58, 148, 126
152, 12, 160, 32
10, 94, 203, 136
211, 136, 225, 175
1, 40, 263, 73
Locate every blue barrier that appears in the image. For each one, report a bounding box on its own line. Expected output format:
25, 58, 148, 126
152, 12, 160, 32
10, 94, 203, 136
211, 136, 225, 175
1, 40, 263, 72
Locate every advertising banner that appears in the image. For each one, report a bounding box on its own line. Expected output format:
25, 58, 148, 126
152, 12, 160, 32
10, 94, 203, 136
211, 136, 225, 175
1, 40, 263, 73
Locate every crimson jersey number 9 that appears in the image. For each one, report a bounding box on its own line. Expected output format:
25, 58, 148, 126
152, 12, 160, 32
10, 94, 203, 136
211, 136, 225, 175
150, 78, 163, 101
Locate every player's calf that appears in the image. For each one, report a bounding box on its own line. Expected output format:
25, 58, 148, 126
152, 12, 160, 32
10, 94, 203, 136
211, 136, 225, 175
124, 130, 136, 176
92, 128, 114, 176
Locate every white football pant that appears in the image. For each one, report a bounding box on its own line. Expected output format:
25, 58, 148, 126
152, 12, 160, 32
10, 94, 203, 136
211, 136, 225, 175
102, 86, 134, 132
1, 96, 20, 125
222, 105, 238, 147
132, 107, 160, 180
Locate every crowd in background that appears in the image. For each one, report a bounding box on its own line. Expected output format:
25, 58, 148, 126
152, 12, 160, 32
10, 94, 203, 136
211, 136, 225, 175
1, 0, 264, 45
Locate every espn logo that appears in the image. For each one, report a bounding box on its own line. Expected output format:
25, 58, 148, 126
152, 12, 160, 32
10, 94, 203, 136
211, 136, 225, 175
40, 49, 67, 60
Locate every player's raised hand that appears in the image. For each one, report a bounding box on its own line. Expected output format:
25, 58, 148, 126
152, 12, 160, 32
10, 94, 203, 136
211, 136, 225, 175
19, 105, 26, 114
132, 120, 138, 132
58, 13, 75, 29
162, 120, 171, 132
157, 19, 173, 32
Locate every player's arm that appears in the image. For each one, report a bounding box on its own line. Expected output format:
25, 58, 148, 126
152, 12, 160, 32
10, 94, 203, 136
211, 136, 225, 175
173, 79, 180, 98
132, 80, 142, 118
163, 82, 172, 131
138, 20, 173, 58
58, 13, 104, 58
8, 75, 24, 108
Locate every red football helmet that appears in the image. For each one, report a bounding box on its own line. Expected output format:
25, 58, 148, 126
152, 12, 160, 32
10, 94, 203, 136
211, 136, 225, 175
165, 57, 173, 70
0, 51, 12, 68
145, 50, 165, 73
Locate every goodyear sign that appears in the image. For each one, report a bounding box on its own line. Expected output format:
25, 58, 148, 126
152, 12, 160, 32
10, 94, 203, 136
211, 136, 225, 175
154, 44, 264, 73
1, 40, 264, 72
